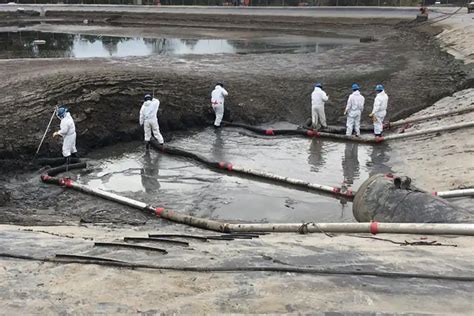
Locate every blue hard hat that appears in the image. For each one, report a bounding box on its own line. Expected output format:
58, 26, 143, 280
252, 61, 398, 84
57, 106, 68, 119
352, 83, 360, 91
375, 84, 384, 92
144, 94, 152, 101
314, 83, 323, 88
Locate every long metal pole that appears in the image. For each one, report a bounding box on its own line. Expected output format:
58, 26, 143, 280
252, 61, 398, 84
35, 107, 57, 156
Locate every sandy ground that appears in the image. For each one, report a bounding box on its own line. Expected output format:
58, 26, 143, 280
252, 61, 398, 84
0, 223, 473, 314
436, 9, 474, 65
388, 89, 474, 192
386, 9, 474, 192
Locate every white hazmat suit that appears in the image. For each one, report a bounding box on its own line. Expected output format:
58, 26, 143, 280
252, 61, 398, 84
370, 90, 388, 135
211, 85, 228, 127
345, 90, 365, 136
58, 112, 77, 157
139, 98, 164, 144
311, 86, 329, 129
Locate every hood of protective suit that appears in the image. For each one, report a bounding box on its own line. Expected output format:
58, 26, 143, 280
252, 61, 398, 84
60, 112, 71, 120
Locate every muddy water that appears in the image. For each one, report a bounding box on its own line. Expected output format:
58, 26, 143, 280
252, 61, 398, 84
77, 125, 392, 223
0, 31, 357, 59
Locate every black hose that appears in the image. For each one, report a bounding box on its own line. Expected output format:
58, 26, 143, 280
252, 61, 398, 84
94, 242, 168, 254
123, 237, 190, 246
221, 121, 378, 144
223, 121, 314, 137
35, 157, 81, 166
1, 252, 472, 282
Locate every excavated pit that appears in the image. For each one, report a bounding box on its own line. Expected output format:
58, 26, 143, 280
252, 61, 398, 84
0, 10, 471, 226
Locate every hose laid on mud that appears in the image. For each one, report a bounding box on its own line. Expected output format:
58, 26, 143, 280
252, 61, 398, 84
385, 105, 474, 129
40, 164, 474, 236
2, 252, 473, 282
223, 120, 474, 143
150, 142, 354, 199
434, 189, 474, 199
222, 121, 380, 144
383, 121, 474, 141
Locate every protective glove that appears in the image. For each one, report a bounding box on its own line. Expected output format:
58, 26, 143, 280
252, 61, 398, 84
53, 131, 60, 138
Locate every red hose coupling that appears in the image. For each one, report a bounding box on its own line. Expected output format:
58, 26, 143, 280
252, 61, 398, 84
332, 187, 341, 193
375, 136, 384, 143
41, 174, 52, 182
345, 188, 354, 197
155, 207, 165, 217
384, 173, 395, 179
218, 162, 233, 171
306, 130, 321, 137
265, 129, 275, 136
370, 221, 379, 235
432, 192, 438, 196
60, 178, 73, 188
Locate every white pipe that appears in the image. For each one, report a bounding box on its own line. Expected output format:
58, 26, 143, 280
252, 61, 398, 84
435, 189, 474, 198
63, 180, 148, 210
388, 105, 474, 129
53, 178, 474, 236
383, 121, 474, 141
230, 165, 354, 198
226, 222, 474, 236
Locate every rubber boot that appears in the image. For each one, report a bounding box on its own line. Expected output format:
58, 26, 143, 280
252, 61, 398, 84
71, 152, 80, 159
64, 155, 71, 174
145, 141, 150, 151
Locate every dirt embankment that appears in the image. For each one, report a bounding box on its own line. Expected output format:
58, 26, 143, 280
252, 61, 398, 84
0, 11, 468, 170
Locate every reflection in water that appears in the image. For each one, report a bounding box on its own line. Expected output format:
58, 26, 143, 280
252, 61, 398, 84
341, 143, 360, 185
140, 151, 160, 193
368, 143, 392, 175
0, 31, 354, 59
78, 127, 395, 223
211, 128, 225, 162
307, 139, 326, 172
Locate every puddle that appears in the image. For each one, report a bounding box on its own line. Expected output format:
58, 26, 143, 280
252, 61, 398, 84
76, 126, 392, 223
0, 31, 358, 59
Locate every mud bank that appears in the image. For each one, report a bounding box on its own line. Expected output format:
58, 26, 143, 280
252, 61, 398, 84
0, 9, 468, 167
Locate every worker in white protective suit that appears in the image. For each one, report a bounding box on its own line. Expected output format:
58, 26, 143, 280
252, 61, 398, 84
311, 83, 329, 130
211, 82, 228, 128
52, 106, 78, 164
139, 94, 164, 150
369, 84, 388, 138
344, 83, 365, 137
